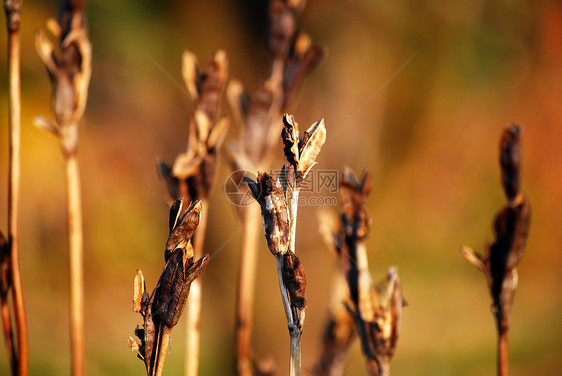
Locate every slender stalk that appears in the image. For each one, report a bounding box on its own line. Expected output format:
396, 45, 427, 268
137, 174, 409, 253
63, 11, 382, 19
7, 15, 28, 376
1, 299, 16, 372
153, 326, 172, 376
235, 204, 260, 375
288, 190, 299, 254
276, 254, 301, 376
65, 154, 85, 376
497, 329, 508, 376
184, 198, 208, 376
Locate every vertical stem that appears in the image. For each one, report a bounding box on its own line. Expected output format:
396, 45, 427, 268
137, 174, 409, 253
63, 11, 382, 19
153, 326, 172, 376
276, 254, 301, 376
66, 154, 85, 376
184, 198, 208, 376
235, 204, 260, 376
7, 22, 28, 376
289, 190, 299, 254
497, 329, 509, 376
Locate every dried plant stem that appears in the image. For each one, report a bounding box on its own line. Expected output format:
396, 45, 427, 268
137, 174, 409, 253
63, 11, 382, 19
1, 298, 16, 372
65, 153, 85, 376
235, 204, 260, 375
276, 254, 301, 376
498, 329, 508, 376
184, 199, 208, 376
152, 326, 172, 376
7, 17, 29, 376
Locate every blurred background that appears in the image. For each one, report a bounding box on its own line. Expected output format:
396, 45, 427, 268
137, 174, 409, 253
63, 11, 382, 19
1, 0, 561, 374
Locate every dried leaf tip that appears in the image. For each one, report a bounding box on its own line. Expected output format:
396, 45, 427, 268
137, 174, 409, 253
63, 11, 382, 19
133, 269, 148, 314
165, 200, 202, 262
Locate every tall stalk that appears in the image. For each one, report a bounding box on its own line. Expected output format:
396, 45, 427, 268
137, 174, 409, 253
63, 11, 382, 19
34, 1, 91, 374
3, 0, 28, 374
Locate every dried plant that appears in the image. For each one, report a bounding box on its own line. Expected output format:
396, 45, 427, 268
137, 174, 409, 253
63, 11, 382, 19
129, 200, 210, 376
157, 49, 228, 376
461, 125, 531, 376
319, 169, 403, 376
3, 0, 28, 374
225, 4, 325, 372
245, 114, 326, 376
34, 1, 91, 374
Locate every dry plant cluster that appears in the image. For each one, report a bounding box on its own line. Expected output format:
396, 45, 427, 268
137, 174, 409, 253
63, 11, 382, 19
1, 1, 531, 376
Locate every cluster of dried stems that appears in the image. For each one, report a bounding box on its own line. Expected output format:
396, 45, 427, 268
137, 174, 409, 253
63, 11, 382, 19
0, 1, 534, 376
225, 1, 324, 374
461, 125, 531, 376
157, 48, 229, 376
129, 200, 210, 376
245, 114, 326, 376
316, 169, 403, 376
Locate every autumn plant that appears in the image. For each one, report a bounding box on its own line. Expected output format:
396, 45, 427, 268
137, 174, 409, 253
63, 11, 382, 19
244, 114, 326, 376
461, 125, 531, 376
33, 1, 91, 374
317, 169, 403, 376
225, 2, 325, 373
2, 0, 28, 375
129, 200, 210, 376
158, 49, 228, 376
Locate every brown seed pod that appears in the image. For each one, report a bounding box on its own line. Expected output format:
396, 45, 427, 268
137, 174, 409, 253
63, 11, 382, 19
282, 252, 307, 310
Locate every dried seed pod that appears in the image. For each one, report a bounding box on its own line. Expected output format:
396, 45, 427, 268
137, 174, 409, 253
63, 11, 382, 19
245, 172, 290, 255
152, 247, 210, 328
282, 252, 307, 310
34, 2, 91, 156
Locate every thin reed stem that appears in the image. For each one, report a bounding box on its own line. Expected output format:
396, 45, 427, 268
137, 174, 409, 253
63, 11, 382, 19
276, 254, 301, 376
65, 153, 85, 376
7, 18, 28, 376
497, 329, 508, 376
184, 198, 208, 376
153, 326, 172, 376
235, 204, 260, 375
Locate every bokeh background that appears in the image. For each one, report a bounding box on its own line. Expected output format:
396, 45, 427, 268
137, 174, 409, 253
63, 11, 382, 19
1, 0, 561, 374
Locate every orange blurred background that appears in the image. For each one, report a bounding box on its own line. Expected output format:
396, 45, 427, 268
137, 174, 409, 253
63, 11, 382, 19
1, 0, 561, 374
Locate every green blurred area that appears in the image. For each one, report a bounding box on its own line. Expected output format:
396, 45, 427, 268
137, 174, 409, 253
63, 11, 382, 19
1, 0, 562, 374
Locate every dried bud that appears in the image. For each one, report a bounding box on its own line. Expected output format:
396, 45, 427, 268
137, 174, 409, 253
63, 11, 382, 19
152, 248, 210, 328
133, 269, 148, 313
165, 200, 201, 261
245, 173, 290, 255
281, 252, 307, 310
499, 125, 521, 202
4, 0, 23, 32
267, 0, 297, 59
339, 168, 372, 240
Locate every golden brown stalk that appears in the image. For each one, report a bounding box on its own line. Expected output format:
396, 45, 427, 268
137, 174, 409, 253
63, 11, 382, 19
235, 203, 260, 376
184, 198, 208, 376
461, 125, 530, 376
4, 1, 28, 374
34, 1, 91, 374
66, 155, 85, 375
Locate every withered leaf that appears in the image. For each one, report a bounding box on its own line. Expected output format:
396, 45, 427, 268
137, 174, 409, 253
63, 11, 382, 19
297, 119, 326, 177
282, 252, 307, 310
245, 173, 290, 255
165, 201, 201, 262
133, 269, 148, 313
281, 114, 300, 168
